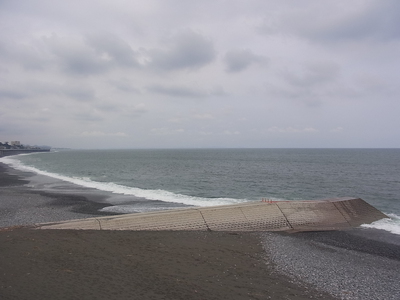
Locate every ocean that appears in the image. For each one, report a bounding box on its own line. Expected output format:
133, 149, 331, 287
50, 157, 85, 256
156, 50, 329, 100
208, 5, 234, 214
2, 148, 400, 234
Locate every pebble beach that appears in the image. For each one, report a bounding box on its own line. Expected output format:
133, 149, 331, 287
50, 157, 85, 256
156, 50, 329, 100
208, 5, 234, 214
1, 162, 400, 299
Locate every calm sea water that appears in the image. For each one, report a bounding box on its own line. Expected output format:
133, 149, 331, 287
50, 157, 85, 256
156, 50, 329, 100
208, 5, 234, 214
2, 148, 400, 234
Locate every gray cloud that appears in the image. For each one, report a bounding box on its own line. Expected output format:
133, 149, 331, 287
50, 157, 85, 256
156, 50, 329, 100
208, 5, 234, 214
62, 85, 96, 102
1, 0, 399, 148
147, 84, 226, 99
283, 62, 340, 87
147, 84, 208, 98
79, 131, 128, 137
0, 121, 33, 136
72, 111, 105, 123
85, 33, 140, 67
224, 49, 268, 72
43, 34, 111, 75
0, 28, 138, 75
149, 31, 216, 70
263, 0, 400, 43
0, 79, 96, 103
0, 89, 29, 100
312, 0, 400, 42
0, 39, 51, 72
1, 41, 49, 71
109, 79, 141, 94
121, 103, 147, 116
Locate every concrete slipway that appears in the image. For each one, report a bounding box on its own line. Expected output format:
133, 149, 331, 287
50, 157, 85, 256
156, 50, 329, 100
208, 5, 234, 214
37, 197, 387, 232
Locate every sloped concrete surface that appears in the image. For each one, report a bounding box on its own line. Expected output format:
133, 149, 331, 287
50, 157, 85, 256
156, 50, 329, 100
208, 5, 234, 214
36, 197, 387, 232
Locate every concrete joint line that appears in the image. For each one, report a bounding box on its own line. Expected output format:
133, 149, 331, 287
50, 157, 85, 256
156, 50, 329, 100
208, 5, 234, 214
197, 209, 212, 232
275, 203, 294, 229
95, 218, 102, 230
239, 207, 249, 222
332, 201, 352, 227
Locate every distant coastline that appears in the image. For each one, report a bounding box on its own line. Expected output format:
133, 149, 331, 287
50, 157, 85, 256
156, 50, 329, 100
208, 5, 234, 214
0, 148, 50, 158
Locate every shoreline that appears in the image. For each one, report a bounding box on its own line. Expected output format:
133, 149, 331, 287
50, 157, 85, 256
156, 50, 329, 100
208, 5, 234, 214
0, 163, 337, 299
0, 149, 50, 158
1, 161, 400, 299
0, 161, 336, 300
0, 162, 122, 228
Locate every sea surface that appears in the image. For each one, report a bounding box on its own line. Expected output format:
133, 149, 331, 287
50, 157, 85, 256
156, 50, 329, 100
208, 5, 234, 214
2, 148, 400, 234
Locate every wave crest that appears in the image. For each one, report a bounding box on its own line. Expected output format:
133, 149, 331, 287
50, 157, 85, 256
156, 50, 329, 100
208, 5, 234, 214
361, 213, 400, 235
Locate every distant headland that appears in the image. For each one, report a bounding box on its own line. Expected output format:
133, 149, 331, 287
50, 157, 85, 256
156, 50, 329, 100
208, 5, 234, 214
0, 141, 51, 157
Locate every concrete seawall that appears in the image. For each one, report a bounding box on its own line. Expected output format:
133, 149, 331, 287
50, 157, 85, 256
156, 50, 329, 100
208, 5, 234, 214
37, 197, 387, 232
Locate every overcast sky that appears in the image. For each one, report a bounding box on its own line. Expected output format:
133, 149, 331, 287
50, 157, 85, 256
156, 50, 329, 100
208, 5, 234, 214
1, 0, 399, 149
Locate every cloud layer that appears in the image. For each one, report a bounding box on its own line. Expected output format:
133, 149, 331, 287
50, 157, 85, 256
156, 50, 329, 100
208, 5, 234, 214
1, 0, 399, 148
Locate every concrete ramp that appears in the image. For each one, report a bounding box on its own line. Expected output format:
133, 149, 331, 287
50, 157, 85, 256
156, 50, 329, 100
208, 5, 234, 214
37, 197, 387, 232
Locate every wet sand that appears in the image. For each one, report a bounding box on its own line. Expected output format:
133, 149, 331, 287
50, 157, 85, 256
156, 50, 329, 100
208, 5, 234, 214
1, 161, 400, 299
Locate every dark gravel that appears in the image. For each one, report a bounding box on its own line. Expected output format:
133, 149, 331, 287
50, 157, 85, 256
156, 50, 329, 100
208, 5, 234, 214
261, 230, 400, 300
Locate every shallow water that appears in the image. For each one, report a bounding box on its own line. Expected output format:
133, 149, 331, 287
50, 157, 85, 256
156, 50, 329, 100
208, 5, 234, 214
2, 148, 400, 233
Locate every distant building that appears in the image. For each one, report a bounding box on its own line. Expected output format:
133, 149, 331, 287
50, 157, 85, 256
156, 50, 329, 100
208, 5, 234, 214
10, 141, 21, 146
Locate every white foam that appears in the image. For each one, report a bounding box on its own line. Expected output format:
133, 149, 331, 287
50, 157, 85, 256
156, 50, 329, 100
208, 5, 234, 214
0, 155, 247, 207
361, 213, 400, 235
100, 205, 181, 214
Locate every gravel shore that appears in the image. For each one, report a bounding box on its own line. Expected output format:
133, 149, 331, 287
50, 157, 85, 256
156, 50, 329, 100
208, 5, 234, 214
0, 229, 339, 300
0, 162, 338, 299
0, 163, 118, 228
2, 161, 400, 299
261, 230, 400, 300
